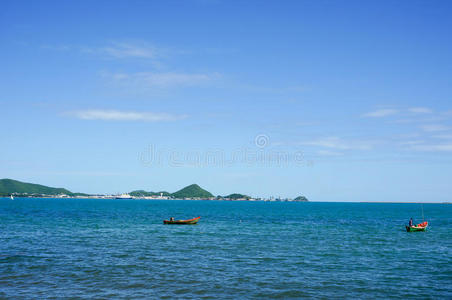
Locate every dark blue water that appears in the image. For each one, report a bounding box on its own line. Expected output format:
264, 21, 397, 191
0, 199, 451, 299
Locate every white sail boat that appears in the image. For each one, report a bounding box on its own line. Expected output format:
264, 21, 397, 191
10, 195, 14, 200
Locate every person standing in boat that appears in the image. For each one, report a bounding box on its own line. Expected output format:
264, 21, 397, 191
409, 218, 413, 227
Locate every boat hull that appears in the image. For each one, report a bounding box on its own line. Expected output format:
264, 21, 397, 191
163, 216, 200, 225
406, 225, 427, 232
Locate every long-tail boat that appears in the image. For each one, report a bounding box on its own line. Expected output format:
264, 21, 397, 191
163, 216, 201, 225
406, 221, 428, 232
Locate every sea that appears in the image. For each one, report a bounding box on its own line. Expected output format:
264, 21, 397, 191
0, 198, 451, 299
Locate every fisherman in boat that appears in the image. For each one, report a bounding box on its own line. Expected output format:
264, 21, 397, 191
409, 218, 413, 227
170, 217, 174, 222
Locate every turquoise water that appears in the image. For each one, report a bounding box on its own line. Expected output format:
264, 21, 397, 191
0, 199, 451, 299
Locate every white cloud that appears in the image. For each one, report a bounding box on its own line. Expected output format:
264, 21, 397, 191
238, 84, 308, 94
300, 136, 374, 150
399, 140, 425, 146
411, 144, 452, 152
317, 150, 344, 156
107, 71, 218, 88
363, 109, 398, 118
302, 137, 350, 149
433, 134, 452, 139
420, 124, 449, 132
41, 44, 71, 51
392, 116, 446, 124
45, 42, 165, 60
102, 44, 157, 59
408, 107, 432, 114
69, 110, 187, 122
82, 42, 161, 59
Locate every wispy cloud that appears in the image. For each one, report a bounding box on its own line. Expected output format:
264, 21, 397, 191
300, 136, 374, 150
391, 115, 446, 124
363, 109, 398, 118
433, 134, 452, 140
399, 140, 425, 146
82, 42, 162, 59
408, 107, 432, 114
41, 44, 71, 51
68, 110, 187, 122
43, 42, 165, 60
317, 150, 344, 156
420, 124, 449, 132
106, 71, 219, 88
236, 84, 308, 94
410, 144, 452, 152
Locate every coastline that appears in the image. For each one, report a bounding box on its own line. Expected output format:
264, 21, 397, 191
1, 197, 449, 204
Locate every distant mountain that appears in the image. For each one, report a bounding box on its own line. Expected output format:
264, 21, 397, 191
129, 190, 171, 197
0, 178, 74, 196
171, 184, 213, 199
294, 196, 309, 202
1, 178, 307, 201
223, 193, 251, 199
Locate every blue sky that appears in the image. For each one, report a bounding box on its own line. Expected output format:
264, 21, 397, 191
1, 0, 452, 201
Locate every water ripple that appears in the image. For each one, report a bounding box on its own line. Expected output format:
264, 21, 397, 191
0, 199, 451, 298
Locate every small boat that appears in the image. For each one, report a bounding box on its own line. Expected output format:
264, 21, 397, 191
163, 216, 201, 225
406, 221, 428, 232
10, 195, 14, 200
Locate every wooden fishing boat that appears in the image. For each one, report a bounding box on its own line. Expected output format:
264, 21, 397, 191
406, 221, 428, 232
163, 216, 201, 225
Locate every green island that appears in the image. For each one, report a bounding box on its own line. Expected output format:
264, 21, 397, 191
171, 184, 214, 199
294, 196, 309, 202
0, 178, 309, 202
0, 178, 89, 197
218, 193, 251, 200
